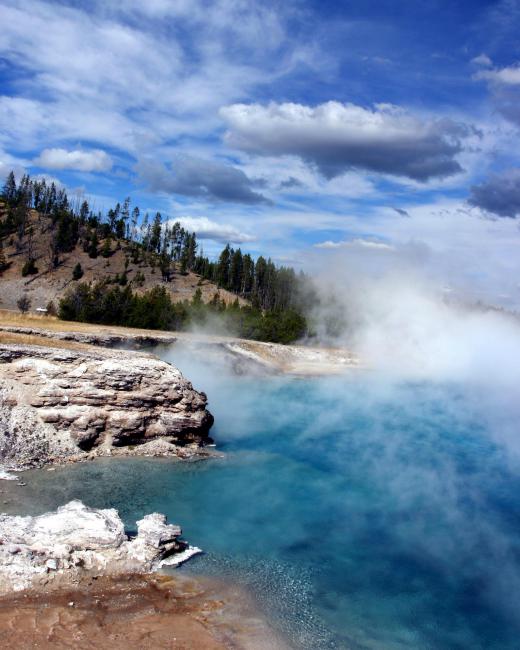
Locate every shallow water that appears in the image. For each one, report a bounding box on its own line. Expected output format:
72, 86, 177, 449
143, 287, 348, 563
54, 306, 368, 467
2, 348, 520, 649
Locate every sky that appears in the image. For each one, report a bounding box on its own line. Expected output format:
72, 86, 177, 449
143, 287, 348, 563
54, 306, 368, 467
2, 0, 520, 307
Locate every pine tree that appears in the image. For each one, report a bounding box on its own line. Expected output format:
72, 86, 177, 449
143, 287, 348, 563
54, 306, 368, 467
229, 248, 243, 294
101, 236, 112, 258
150, 212, 162, 252
121, 197, 130, 238
79, 200, 90, 222
72, 262, 83, 280
89, 231, 99, 258
242, 253, 254, 297
131, 206, 139, 240
255, 255, 267, 307
2, 171, 16, 203
187, 232, 197, 270
0, 240, 8, 272
217, 244, 231, 289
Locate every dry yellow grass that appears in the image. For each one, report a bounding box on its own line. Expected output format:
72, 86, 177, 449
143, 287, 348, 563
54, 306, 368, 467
0, 309, 180, 353
0, 309, 172, 337
0, 329, 93, 352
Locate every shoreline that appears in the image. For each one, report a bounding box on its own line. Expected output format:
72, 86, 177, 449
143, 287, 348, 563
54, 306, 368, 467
0, 571, 291, 650
0, 316, 350, 647
0, 488, 292, 649
0, 317, 360, 377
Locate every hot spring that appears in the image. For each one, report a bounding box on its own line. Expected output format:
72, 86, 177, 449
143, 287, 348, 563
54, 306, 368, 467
3, 345, 520, 649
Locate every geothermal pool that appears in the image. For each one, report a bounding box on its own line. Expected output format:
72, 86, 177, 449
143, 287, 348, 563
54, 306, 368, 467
3, 349, 520, 649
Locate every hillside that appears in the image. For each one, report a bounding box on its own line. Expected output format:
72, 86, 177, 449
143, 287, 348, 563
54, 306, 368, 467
0, 173, 309, 343
0, 205, 245, 313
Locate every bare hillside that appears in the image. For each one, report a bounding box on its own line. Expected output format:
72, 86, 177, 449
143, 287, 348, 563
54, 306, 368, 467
0, 206, 246, 312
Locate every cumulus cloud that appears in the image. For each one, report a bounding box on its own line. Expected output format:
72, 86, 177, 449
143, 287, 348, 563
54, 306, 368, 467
172, 216, 255, 244
35, 148, 112, 172
136, 156, 269, 204
468, 169, 520, 217
220, 101, 470, 181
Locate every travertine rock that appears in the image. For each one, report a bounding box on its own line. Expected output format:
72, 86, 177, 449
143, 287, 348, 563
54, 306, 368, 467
0, 342, 214, 469
0, 500, 201, 593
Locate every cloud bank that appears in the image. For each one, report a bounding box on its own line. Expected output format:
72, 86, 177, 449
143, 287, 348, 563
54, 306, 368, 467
136, 156, 269, 204
221, 101, 470, 181
469, 169, 520, 217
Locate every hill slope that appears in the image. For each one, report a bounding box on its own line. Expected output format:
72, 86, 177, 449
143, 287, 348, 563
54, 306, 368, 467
0, 206, 245, 312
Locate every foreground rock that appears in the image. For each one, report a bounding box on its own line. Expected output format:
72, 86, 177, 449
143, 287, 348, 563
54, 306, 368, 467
0, 342, 214, 470
0, 500, 201, 594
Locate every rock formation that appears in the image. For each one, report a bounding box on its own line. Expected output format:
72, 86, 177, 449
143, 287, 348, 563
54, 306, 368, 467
0, 500, 201, 593
0, 325, 177, 349
0, 341, 214, 469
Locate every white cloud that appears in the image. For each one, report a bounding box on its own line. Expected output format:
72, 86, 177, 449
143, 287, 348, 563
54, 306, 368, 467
35, 148, 112, 172
0, 0, 302, 156
221, 101, 471, 181
475, 64, 520, 85
471, 53, 493, 67
170, 216, 255, 244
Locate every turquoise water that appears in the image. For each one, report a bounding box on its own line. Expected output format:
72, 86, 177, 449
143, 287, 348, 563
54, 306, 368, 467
5, 349, 520, 649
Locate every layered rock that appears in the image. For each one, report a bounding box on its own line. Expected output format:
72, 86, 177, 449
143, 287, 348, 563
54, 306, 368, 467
0, 325, 177, 349
0, 500, 201, 593
0, 342, 214, 469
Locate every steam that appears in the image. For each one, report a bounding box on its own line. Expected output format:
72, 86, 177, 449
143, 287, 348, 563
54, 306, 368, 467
155, 282, 520, 644
306, 245, 520, 386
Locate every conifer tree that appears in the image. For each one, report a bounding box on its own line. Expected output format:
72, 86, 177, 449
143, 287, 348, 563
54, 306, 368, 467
217, 244, 231, 288
101, 236, 112, 258
72, 262, 83, 280
2, 171, 16, 203
0, 240, 8, 272
79, 200, 90, 222
89, 231, 99, 258
150, 212, 162, 252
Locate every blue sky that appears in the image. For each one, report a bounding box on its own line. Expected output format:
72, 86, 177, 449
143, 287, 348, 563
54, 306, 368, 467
2, 0, 520, 305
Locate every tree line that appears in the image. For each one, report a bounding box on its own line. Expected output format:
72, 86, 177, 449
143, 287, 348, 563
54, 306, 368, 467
58, 282, 307, 344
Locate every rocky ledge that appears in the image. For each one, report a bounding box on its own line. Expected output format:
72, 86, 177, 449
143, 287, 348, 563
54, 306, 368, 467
0, 325, 177, 349
0, 500, 200, 594
0, 342, 214, 470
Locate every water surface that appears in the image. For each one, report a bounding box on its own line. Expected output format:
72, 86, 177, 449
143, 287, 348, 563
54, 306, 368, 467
3, 348, 520, 649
